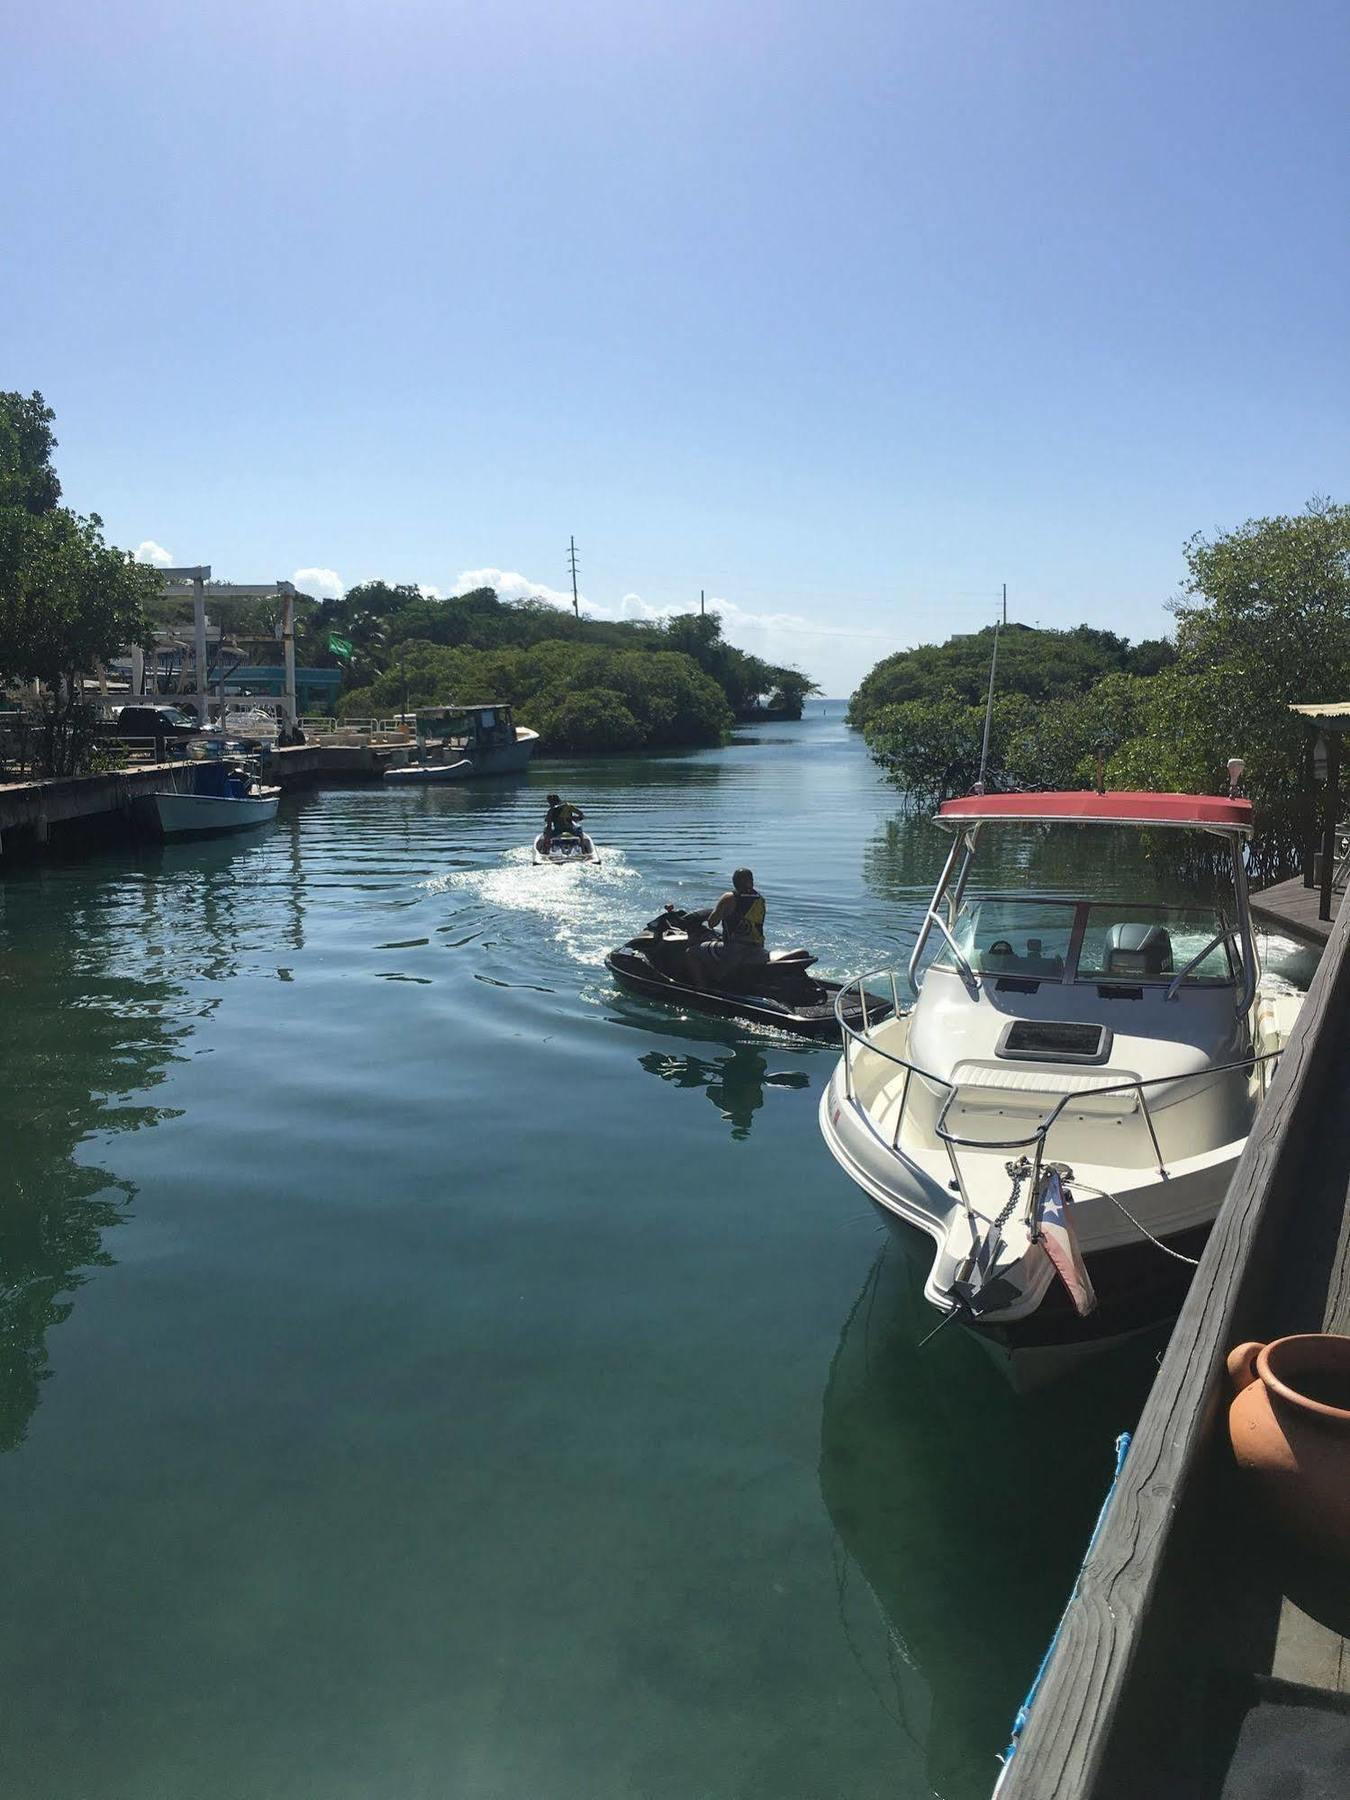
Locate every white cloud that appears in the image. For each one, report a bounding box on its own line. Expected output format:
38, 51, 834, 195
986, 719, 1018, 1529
454, 567, 588, 612
292, 566, 343, 599
417, 584, 443, 600
135, 539, 172, 566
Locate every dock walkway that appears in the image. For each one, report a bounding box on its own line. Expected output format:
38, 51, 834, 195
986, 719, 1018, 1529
0, 739, 407, 857
1251, 873, 1344, 946
996, 890, 1350, 1799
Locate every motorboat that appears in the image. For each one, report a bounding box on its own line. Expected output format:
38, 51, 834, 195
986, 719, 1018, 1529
818, 791, 1304, 1376
533, 830, 597, 863
607, 905, 892, 1040
383, 702, 539, 784
149, 759, 280, 839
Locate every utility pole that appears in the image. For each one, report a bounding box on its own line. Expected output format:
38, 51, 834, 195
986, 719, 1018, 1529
568, 537, 580, 618
700, 589, 705, 617
1002, 582, 1007, 626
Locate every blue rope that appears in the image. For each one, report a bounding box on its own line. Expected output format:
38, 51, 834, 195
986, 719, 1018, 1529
1000, 1430, 1132, 1770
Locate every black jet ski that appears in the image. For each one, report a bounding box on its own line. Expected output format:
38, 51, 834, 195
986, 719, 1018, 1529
605, 906, 891, 1040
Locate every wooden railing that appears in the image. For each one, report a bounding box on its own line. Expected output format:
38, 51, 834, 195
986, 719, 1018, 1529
994, 891, 1350, 1797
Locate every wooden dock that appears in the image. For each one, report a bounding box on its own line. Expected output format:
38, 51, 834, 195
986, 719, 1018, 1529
1251, 873, 1344, 946
0, 740, 402, 859
996, 890, 1350, 1799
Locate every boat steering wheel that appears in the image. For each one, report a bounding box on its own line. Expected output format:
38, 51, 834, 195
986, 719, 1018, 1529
987, 939, 1015, 958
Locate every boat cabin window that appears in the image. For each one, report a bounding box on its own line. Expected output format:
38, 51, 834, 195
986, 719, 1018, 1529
938, 899, 1074, 979
933, 895, 1238, 988
1076, 905, 1235, 985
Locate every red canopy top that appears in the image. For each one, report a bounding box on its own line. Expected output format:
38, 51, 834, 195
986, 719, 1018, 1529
936, 791, 1254, 834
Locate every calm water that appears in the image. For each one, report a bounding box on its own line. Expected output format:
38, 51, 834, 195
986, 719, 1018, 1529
0, 706, 1315, 1800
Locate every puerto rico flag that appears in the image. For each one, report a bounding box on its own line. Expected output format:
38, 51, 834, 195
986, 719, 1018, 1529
1037, 1169, 1097, 1317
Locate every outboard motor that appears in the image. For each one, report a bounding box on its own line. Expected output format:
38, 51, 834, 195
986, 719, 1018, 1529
1104, 921, 1173, 977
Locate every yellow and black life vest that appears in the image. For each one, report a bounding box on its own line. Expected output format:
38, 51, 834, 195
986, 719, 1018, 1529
727, 890, 766, 945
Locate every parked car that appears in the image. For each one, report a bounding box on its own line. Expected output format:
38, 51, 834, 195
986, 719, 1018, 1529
103, 703, 204, 755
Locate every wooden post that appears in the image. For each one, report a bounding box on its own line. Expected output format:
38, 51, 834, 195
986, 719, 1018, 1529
1320, 730, 1341, 922
1304, 726, 1319, 887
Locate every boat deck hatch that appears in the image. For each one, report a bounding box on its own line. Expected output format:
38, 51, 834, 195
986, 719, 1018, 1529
997, 1020, 1112, 1064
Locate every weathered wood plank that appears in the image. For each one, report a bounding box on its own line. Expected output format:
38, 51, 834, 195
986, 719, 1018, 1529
996, 893, 1350, 1800
1250, 874, 1342, 946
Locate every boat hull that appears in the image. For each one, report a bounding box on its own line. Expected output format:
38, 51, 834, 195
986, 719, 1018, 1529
382, 729, 538, 784
150, 789, 280, 839
819, 1069, 1233, 1380
383, 758, 475, 785
606, 950, 887, 1041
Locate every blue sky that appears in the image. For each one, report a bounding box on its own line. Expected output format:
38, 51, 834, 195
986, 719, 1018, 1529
4, 0, 1346, 693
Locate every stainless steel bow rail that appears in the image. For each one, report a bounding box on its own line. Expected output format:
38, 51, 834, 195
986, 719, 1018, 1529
832, 972, 1285, 1243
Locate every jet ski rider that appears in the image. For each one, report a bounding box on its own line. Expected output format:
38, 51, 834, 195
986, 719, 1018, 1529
542, 793, 585, 850
688, 868, 768, 989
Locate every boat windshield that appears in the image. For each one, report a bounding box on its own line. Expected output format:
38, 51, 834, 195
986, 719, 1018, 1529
937, 896, 1237, 986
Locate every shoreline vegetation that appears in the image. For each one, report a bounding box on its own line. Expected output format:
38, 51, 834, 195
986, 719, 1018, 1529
848, 500, 1350, 885
0, 391, 822, 772
326, 584, 820, 752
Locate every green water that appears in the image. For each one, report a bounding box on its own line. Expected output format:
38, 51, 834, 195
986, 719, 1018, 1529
0, 708, 1313, 1800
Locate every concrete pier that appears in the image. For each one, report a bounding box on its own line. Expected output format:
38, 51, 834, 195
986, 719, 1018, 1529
0, 740, 407, 860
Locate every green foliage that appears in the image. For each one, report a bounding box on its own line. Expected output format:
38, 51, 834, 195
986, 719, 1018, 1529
340, 639, 733, 753
0, 395, 161, 775
848, 622, 1170, 730
853, 502, 1350, 881
0, 390, 61, 516
1107, 501, 1350, 878
317, 582, 812, 746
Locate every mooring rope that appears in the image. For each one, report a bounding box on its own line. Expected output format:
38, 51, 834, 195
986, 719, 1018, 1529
1071, 1180, 1203, 1266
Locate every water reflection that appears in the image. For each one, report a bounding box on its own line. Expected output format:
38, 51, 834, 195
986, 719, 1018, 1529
637, 1043, 810, 1140
864, 813, 1245, 914
0, 875, 190, 1449
818, 1240, 1160, 1798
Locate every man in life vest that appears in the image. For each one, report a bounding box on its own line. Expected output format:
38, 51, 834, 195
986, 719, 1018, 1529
690, 868, 769, 987
542, 793, 584, 850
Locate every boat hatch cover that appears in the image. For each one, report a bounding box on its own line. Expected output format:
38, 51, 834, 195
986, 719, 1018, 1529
936, 792, 1253, 834
997, 1020, 1113, 1064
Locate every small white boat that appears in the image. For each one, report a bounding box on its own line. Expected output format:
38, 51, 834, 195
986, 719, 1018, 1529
150, 763, 280, 839
533, 831, 597, 863
819, 789, 1304, 1379
384, 703, 539, 784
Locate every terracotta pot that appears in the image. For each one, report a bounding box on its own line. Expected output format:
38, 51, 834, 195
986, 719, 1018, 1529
1227, 1334, 1350, 1558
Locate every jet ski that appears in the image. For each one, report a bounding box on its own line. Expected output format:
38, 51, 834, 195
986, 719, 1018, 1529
534, 830, 597, 863
605, 906, 890, 1039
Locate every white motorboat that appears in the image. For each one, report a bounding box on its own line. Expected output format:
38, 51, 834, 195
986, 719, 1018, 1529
533, 830, 597, 863
383, 702, 539, 785
819, 790, 1304, 1376
150, 762, 280, 839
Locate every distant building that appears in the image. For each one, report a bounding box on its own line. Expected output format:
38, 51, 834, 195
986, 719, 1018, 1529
222, 666, 343, 713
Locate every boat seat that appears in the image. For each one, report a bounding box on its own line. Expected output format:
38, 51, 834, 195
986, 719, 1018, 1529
947, 1060, 1142, 1118
769, 949, 815, 966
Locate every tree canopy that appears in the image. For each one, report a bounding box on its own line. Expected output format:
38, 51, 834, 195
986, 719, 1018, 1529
340, 640, 733, 752
848, 621, 1173, 727
0, 392, 161, 774
851, 502, 1350, 880
307, 581, 818, 751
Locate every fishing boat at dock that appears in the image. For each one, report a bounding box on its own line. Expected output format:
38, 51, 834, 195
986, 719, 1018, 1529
818, 788, 1304, 1380
148, 759, 280, 839
383, 703, 538, 785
